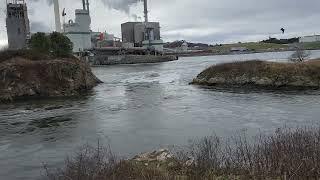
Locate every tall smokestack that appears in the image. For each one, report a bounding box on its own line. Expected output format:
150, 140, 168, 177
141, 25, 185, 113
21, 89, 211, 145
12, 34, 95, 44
144, 0, 148, 22
86, 0, 90, 14
82, 0, 86, 10
53, 0, 61, 32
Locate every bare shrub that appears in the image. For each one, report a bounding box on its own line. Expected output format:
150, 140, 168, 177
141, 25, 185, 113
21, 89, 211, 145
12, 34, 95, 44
45, 142, 118, 180
185, 127, 320, 179
45, 127, 320, 179
45, 142, 173, 180
289, 44, 311, 62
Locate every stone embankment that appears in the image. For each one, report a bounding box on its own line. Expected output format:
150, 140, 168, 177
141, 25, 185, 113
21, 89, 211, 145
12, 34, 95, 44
91, 55, 178, 65
0, 57, 102, 102
192, 60, 320, 88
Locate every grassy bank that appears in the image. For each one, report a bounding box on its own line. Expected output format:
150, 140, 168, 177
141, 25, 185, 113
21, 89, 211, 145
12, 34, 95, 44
210, 42, 288, 53
0, 49, 76, 63
45, 127, 320, 180
192, 60, 320, 88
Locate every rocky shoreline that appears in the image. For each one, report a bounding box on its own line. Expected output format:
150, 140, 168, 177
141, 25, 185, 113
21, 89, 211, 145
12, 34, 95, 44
191, 60, 320, 89
0, 57, 102, 102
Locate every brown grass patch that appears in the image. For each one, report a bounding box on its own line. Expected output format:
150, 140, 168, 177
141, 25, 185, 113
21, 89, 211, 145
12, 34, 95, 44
194, 60, 320, 88
0, 49, 76, 63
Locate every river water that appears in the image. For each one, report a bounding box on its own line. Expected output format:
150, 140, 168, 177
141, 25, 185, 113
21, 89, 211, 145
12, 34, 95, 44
2, 51, 320, 180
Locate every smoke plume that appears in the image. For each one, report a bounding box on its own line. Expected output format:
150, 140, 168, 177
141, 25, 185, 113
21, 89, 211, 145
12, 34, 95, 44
30, 0, 142, 13
100, 0, 142, 13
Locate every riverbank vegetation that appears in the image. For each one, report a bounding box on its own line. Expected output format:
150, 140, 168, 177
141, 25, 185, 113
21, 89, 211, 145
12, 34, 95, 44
45, 127, 320, 180
0, 32, 73, 63
192, 59, 320, 88
0, 32, 101, 102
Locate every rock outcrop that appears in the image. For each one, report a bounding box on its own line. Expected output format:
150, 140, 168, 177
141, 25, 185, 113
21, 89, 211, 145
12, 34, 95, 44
0, 57, 102, 102
192, 60, 320, 88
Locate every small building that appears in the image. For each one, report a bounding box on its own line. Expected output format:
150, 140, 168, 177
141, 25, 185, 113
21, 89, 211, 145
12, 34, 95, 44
6, 0, 30, 50
299, 35, 320, 43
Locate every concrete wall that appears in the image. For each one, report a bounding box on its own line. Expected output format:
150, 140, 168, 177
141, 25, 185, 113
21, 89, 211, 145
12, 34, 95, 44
91, 55, 178, 65
6, 3, 30, 50
66, 33, 91, 52
74, 9, 91, 32
121, 22, 140, 43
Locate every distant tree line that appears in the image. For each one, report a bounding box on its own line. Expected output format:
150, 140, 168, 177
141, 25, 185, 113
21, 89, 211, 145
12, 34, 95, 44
261, 37, 299, 44
30, 32, 73, 57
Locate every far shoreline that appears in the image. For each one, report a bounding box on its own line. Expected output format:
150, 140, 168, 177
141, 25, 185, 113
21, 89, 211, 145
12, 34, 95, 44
168, 48, 320, 58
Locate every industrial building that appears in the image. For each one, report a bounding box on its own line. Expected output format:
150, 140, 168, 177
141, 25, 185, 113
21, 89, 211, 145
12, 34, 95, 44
63, 0, 92, 52
121, 0, 164, 53
91, 31, 121, 48
299, 35, 320, 43
48, 0, 166, 57
6, 0, 30, 50
121, 22, 160, 45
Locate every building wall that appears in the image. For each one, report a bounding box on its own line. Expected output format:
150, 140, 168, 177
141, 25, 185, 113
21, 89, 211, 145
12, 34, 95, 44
74, 10, 91, 32
64, 9, 91, 52
145, 22, 160, 40
121, 22, 161, 44
300, 35, 320, 43
6, 3, 30, 50
121, 22, 140, 43
66, 33, 91, 52
133, 23, 145, 44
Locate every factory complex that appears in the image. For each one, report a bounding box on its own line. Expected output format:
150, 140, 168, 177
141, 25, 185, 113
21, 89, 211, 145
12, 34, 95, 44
5, 0, 174, 64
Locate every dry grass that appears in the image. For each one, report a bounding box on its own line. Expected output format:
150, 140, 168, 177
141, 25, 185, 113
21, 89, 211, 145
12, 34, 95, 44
194, 60, 320, 88
0, 49, 50, 63
0, 49, 76, 63
45, 127, 320, 180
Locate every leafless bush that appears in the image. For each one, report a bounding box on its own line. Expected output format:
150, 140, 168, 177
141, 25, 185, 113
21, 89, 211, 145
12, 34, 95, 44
45, 127, 320, 179
289, 44, 311, 62
45, 142, 173, 180
186, 127, 320, 179
45, 142, 118, 180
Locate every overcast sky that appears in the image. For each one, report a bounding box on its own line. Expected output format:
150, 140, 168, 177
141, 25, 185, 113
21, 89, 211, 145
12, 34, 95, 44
1, 0, 320, 48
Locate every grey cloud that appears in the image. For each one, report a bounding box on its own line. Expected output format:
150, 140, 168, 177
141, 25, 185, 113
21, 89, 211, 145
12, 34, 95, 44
30, 22, 51, 33
1, 0, 320, 46
29, 0, 53, 5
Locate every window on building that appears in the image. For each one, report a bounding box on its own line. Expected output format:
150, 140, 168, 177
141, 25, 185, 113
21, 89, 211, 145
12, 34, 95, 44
18, 28, 21, 34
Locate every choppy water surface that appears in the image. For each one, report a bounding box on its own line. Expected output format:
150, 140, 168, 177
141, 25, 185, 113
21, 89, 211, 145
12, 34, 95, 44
2, 51, 320, 180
